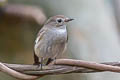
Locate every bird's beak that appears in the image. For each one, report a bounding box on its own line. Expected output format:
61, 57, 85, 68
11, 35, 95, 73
65, 18, 74, 22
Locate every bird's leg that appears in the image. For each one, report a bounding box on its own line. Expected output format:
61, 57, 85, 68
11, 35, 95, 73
36, 57, 43, 70
54, 57, 57, 64
40, 57, 43, 70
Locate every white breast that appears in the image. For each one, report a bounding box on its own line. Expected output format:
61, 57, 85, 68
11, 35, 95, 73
57, 28, 66, 34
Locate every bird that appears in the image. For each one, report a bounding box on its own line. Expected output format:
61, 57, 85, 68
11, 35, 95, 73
34, 15, 74, 68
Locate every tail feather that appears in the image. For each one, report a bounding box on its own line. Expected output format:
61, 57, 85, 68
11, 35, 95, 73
33, 51, 40, 65
46, 58, 54, 65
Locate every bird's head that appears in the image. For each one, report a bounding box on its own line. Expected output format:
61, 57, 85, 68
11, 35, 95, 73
45, 15, 74, 27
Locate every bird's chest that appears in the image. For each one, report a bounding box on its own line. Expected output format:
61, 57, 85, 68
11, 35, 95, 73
48, 28, 67, 43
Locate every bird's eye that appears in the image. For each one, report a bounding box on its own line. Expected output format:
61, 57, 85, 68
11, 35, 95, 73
56, 18, 63, 23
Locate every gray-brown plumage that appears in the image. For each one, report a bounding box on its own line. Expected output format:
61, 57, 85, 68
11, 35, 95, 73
34, 15, 74, 66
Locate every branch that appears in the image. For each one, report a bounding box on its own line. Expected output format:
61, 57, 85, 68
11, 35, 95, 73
0, 62, 39, 80
0, 59, 120, 80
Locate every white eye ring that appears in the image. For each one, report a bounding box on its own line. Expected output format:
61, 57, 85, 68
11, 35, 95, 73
56, 18, 64, 23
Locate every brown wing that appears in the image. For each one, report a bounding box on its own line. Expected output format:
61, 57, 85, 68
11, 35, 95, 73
33, 27, 47, 65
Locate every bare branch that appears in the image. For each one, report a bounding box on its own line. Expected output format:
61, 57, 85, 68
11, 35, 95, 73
1, 59, 120, 80
0, 62, 40, 80
50, 59, 120, 72
1, 59, 120, 77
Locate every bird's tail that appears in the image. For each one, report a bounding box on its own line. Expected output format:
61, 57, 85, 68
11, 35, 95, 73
33, 51, 40, 65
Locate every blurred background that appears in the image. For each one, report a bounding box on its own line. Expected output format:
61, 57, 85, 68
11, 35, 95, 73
0, 0, 120, 80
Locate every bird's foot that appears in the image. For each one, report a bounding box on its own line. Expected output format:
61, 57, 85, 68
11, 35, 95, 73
38, 63, 43, 70
54, 57, 56, 64
33, 63, 43, 70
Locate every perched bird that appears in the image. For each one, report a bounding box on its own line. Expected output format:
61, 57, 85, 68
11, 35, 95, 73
34, 15, 74, 67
